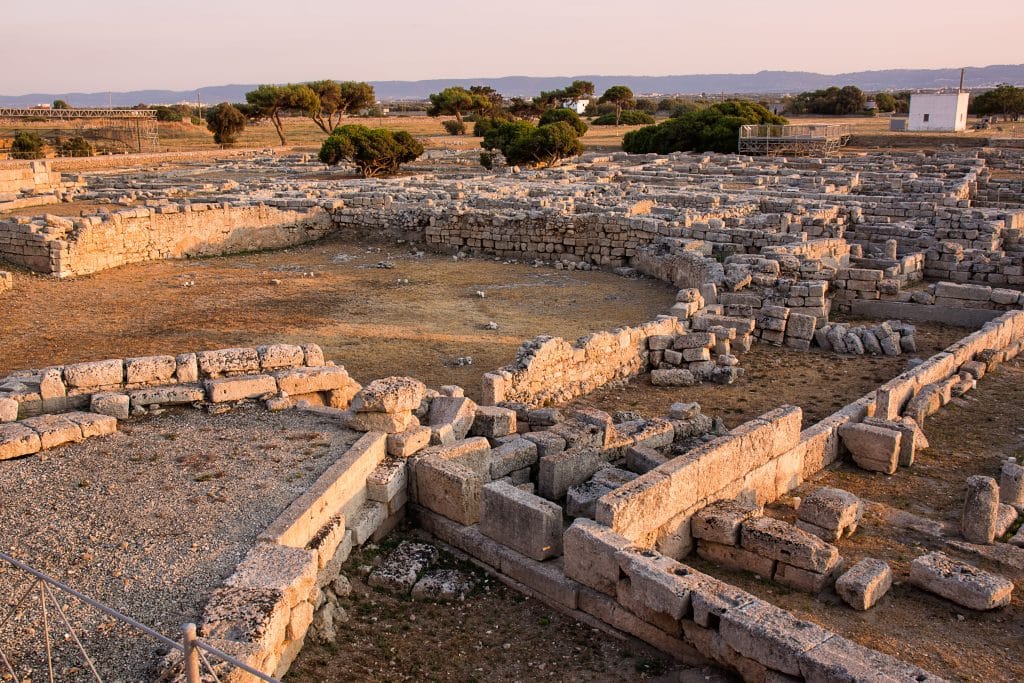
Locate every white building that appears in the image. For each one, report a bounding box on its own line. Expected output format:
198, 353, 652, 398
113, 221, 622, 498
561, 99, 590, 115
908, 92, 970, 131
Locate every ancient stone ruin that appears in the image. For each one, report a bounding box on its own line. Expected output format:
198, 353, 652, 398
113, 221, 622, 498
2, 144, 1024, 681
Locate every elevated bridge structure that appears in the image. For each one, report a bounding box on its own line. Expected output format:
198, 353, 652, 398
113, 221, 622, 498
0, 108, 159, 153
739, 123, 851, 157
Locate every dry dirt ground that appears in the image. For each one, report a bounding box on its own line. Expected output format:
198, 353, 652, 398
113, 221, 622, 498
287, 529, 731, 683
572, 318, 966, 429
0, 236, 676, 399
687, 356, 1024, 683
0, 406, 358, 682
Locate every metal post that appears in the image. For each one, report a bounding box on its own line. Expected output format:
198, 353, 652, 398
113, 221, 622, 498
183, 623, 201, 683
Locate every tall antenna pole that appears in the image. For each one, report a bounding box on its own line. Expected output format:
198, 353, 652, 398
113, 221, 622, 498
959, 68, 965, 93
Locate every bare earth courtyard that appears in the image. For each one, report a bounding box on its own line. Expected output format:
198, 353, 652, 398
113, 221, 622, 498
1, 138, 1024, 683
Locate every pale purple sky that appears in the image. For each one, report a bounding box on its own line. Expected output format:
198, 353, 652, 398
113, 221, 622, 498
5, 0, 1023, 93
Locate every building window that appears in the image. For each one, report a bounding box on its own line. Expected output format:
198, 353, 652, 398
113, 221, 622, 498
923, 114, 930, 122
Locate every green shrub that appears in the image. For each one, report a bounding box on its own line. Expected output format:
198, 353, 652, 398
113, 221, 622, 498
442, 120, 466, 135
205, 102, 247, 146
482, 120, 583, 168
11, 131, 45, 159
622, 100, 787, 155
319, 124, 424, 177
58, 136, 93, 157
592, 110, 654, 126
538, 108, 588, 135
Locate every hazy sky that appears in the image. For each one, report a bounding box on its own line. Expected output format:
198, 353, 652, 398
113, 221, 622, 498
5, 0, 1023, 93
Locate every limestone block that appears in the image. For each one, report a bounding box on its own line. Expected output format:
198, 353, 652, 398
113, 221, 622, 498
386, 425, 432, 458
124, 355, 177, 385
349, 501, 388, 545
740, 517, 839, 573
428, 395, 477, 444
0, 397, 17, 423
838, 422, 901, 474
668, 402, 701, 420
276, 366, 353, 395
614, 546, 694, 621
692, 500, 761, 546
718, 599, 831, 677
197, 347, 260, 378
999, 459, 1024, 509
480, 481, 564, 560
206, 374, 278, 403
350, 376, 426, 413
796, 487, 863, 542
835, 558, 892, 610
799, 634, 944, 683
651, 368, 696, 386
470, 405, 517, 438
489, 437, 538, 479
522, 431, 566, 457
257, 344, 305, 371
366, 459, 407, 503
563, 518, 631, 596
909, 551, 1013, 610
773, 562, 838, 594
64, 411, 117, 438
0, 423, 42, 460
697, 541, 776, 577
566, 481, 614, 519
496, 548, 578, 610
625, 445, 667, 474
64, 359, 123, 389
90, 392, 129, 420
343, 409, 417, 434
538, 447, 606, 500
415, 456, 486, 525
367, 541, 439, 593
200, 585, 290, 652
961, 475, 999, 544
304, 514, 348, 574
175, 353, 199, 383
130, 385, 205, 408
301, 344, 325, 367
21, 414, 83, 450
863, 416, 926, 467
224, 544, 318, 608
995, 504, 1018, 538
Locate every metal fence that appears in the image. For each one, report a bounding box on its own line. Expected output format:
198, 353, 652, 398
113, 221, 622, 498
0, 551, 278, 683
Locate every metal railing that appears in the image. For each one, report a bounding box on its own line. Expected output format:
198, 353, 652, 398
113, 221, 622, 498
739, 123, 852, 141
0, 551, 279, 683
0, 108, 157, 119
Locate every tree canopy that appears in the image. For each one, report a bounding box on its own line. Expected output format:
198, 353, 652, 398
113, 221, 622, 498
306, 80, 376, 133
11, 131, 46, 159
318, 124, 424, 177
538, 108, 588, 135
970, 84, 1024, 120
598, 86, 635, 125
533, 80, 595, 111
481, 120, 583, 168
58, 136, 92, 157
592, 110, 654, 126
427, 87, 492, 128
786, 86, 866, 115
623, 100, 787, 155
205, 102, 247, 146
244, 84, 319, 145
52, 99, 70, 110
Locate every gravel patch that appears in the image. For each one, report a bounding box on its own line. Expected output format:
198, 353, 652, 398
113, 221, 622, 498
0, 404, 359, 682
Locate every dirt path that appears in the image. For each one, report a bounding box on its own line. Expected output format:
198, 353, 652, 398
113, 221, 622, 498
0, 236, 676, 400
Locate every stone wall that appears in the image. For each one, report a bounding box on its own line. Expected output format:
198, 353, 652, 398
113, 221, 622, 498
0, 202, 332, 277
482, 317, 681, 407
0, 160, 62, 195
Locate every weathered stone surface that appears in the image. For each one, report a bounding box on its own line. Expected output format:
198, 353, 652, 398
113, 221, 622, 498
0, 422, 42, 460
1000, 459, 1024, 509
367, 541, 439, 593
130, 385, 205, 407
411, 569, 475, 601
962, 475, 999, 544
0, 397, 16, 423
350, 376, 426, 414
796, 487, 863, 542
257, 344, 305, 371
275, 366, 352, 395
64, 359, 124, 389
224, 544, 317, 607
773, 561, 838, 594
692, 500, 761, 546
799, 634, 945, 683
566, 480, 614, 519
625, 445, 667, 474
697, 541, 776, 577
838, 422, 901, 474
124, 355, 176, 385
651, 368, 696, 387
64, 411, 117, 438
719, 599, 832, 676
835, 558, 892, 610
414, 439, 491, 525
206, 374, 278, 403
522, 431, 566, 457
470, 405, 516, 438
90, 391, 129, 419
563, 518, 631, 596
489, 437, 538, 479
740, 517, 839, 573
197, 347, 260, 378
428, 395, 478, 444
342, 409, 417, 434
21, 414, 83, 449
480, 481, 564, 560
386, 425, 432, 458
538, 447, 607, 500
200, 585, 290, 650
909, 551, 1014, 610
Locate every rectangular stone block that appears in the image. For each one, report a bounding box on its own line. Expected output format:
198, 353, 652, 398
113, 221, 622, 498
0, 422, 42, 460
197, 347, 261, 378
692, 500, 761, 546
480, 481, 564, 560
538, 447, 607, 500
563, 518, 632, 596
205, 374, 278, 403
275, 366, 352, 395
124, 355, 177, 385
740, 517, 839, 573
386, 425, 432, 457
719, 599, 831, 677
64, 359, 123, 389
21, 414, 83, 449
697, 541, 776, 577
470, 405, 517, 438
490, 437, 538, 479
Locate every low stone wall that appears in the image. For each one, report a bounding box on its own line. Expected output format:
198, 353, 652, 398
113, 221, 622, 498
0, 160, 62, 195
0, 202, 332, 277
481, 317, 681, 407
0, 148, 287, 173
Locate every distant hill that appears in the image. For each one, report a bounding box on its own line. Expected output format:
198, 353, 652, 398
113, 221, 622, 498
3, 64, 1022, 107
